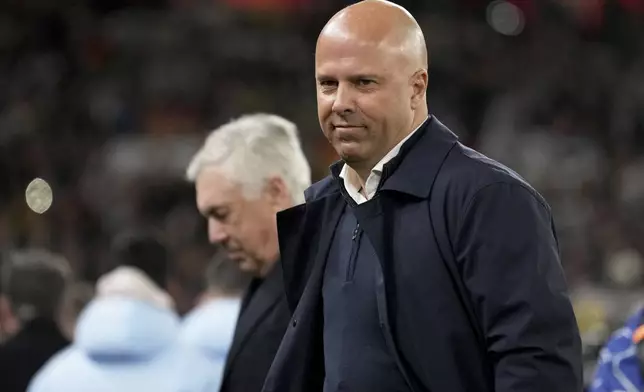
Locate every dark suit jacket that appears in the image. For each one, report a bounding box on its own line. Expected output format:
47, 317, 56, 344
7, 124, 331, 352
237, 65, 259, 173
0, 318, 69, 392
220, 262, 290, 392
263, 117, 583, 392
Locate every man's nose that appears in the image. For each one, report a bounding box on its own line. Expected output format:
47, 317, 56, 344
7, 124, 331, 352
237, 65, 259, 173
208, 219, 228, 244
331, 83, 355, 114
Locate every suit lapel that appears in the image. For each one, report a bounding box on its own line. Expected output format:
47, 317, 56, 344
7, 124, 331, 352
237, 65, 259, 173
262, 194, 346, 392
298, 193, 345, 310
277, 191, 346, 313
223, 264, 284, 375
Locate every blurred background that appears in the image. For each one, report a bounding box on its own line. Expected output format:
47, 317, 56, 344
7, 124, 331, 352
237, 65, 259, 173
1, 0, 643, 383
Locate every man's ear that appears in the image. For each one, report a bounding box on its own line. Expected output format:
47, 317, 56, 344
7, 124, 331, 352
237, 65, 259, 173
410, 69, 428, 110
263, 176, 291, 211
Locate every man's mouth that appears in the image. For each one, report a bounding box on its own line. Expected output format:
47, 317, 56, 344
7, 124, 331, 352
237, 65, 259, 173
333, 124, 364, 129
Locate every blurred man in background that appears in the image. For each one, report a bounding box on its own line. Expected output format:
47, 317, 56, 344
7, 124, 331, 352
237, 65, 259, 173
28, 232, 219, 392
179, 248, 252, 391
186, 113, 311, 392
0, 249, 72, 392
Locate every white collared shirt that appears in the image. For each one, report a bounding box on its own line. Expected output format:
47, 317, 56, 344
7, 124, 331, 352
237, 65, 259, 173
339, 118, 429, 204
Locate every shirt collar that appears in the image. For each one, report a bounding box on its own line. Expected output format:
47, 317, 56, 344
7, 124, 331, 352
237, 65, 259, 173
339, 117, 429, 181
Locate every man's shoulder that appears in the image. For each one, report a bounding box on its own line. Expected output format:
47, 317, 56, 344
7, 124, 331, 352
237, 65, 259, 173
0, 336, 18, 354
0, 328, 62, 357
438, 142, 545, 206
303, 175, 339, 203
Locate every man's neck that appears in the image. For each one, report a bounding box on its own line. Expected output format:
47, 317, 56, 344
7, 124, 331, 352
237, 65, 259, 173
350, 163, 374, 190
347, 113, 428, 189
259, 257, 277, 278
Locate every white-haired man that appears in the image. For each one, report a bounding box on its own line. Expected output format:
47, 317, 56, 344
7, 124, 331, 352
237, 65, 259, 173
186, 113, 311, 392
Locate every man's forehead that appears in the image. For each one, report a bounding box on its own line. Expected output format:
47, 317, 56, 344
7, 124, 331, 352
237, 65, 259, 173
316, 54, 378, 73
316, 38, 401, 76
317, 26, 391, 55
195, 168, 240, 207
320, 3, 401, 45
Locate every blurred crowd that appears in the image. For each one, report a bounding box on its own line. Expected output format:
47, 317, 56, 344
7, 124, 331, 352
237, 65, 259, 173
0, 235, 249, 391
1, 0, 644, 389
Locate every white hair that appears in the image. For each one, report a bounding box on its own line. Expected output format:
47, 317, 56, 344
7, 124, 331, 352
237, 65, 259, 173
186, 113, 311, 205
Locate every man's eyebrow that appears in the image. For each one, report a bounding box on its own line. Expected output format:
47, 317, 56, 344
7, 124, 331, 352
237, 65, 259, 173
201, 204, 231, 217
351, 74, 380, 80
200, 205, 218, 217
316, 73, 380, 81
316, 74, 335, 81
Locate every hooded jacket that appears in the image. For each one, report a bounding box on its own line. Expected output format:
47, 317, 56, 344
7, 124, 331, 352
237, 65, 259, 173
179, 297, 242, 390
28, 267, 219, 392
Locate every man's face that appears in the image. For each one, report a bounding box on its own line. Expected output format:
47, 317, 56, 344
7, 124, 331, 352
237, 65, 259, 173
195, 168, 280, 277
316, 34, 415, 170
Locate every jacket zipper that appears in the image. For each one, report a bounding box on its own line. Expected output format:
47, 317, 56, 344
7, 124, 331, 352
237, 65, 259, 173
345, 223, 361, 282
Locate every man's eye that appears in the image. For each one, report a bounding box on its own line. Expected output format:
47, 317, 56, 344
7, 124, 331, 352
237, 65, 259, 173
357, 79, 375, 86
209, 209, 229, 222
319, 80, 337, 88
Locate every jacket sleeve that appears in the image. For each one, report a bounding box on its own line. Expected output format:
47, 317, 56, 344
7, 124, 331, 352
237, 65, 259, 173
455, 182, 583, 392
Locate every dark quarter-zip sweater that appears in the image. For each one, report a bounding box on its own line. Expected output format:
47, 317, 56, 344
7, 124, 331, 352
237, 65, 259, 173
322, 195, 411, 392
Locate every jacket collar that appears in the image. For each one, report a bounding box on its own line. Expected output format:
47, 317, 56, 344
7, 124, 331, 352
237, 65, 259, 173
223, 262, 284, 374
324, 116, 458, 200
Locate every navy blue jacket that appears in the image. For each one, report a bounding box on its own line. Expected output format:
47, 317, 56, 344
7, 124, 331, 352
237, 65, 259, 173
263, 117, 583, 392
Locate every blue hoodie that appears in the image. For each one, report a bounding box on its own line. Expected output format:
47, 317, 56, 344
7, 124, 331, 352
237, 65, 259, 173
28, 297, 220, 392
179, 297, 241, 390
590, 307, 644, 392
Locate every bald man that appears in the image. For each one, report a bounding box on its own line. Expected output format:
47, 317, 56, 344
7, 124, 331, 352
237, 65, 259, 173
265, 1, 583, 392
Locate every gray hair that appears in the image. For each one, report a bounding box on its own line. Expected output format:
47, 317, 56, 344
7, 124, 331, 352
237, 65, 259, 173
186, 113, 311, 204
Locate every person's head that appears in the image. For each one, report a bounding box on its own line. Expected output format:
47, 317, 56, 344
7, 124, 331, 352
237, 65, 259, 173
201, 248, 252, 303
109, 230, 169, 290
186, 113, 311, 277
2, 249, 72, 325
316, 0, 429, 177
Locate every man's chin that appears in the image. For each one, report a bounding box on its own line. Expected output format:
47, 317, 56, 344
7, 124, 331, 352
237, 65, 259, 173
337, 149, 365, 164
237, 259, 261, 275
